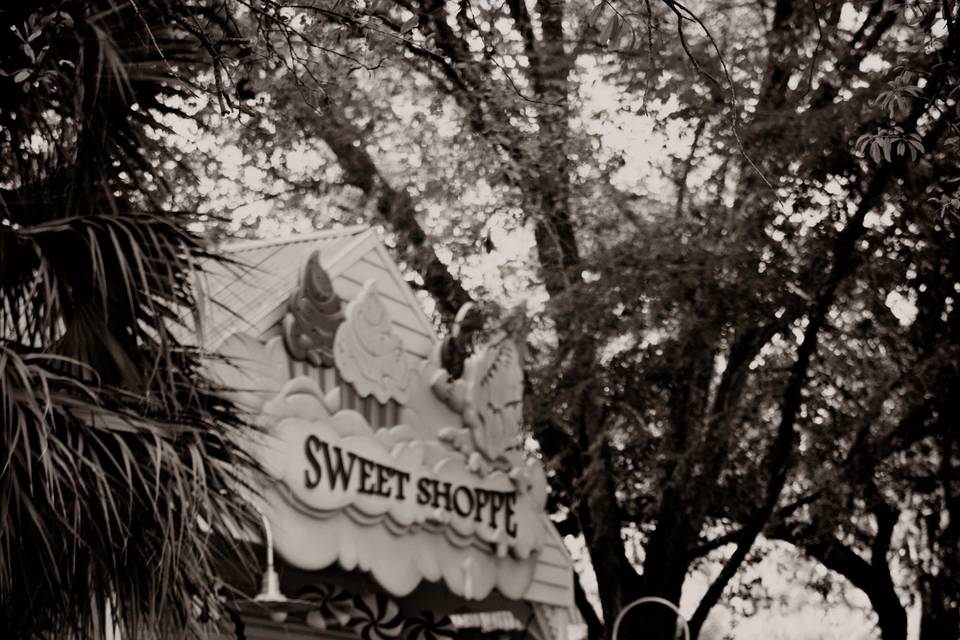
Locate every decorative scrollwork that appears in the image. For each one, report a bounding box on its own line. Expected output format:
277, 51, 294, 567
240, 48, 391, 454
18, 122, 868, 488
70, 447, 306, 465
434, 306, 527, 464
348, 592, 405, 640
402, 611, 457, 640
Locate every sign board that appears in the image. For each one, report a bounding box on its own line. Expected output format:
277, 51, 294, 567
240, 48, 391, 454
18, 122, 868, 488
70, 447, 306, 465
209, 251, 551, 601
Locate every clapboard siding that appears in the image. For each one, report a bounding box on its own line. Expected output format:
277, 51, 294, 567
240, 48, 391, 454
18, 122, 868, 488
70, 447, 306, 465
204, 228, 437, 360
248, 298, 431, 362
535, 545, 573, 570
524, 519, 574, 608
529, 563, 571, 588
202, 228, 364, 349
334, 266, 431, 337
343, 254, 395, 289
332, 276, 434, 359
523, 583, 571, 611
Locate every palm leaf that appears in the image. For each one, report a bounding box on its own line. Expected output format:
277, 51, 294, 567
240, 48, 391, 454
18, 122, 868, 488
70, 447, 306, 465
1, 1, 264, 636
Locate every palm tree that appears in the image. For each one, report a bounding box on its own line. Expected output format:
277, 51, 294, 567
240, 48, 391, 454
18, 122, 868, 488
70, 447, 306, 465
1, 2, 260, 636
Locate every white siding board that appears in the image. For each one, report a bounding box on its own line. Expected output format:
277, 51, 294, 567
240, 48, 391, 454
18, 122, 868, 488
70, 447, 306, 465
371, 245, 437, 338
331, 276, 435, 357
333, 274, 407, 309
201, 228, 366, 349
398, 331, 434, 358
530, 563, 571, 588
524, 517, 575, 609
523, 583, 571, 609
322, 230, 437, 340
534, 551, 572, 570
341, 253, 392, 284
358, 251, 387, 269
337, 262, 431, 336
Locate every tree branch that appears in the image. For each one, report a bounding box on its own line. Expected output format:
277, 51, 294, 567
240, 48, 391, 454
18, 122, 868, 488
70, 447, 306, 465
313, 103, 471, 318
674, 117, 706, 216
687, 64, 954, 634
574, 571, 605, 640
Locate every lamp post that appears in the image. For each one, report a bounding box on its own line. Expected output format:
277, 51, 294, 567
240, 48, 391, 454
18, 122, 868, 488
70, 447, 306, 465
610, 597, 690, 640
252, 504, 289, 623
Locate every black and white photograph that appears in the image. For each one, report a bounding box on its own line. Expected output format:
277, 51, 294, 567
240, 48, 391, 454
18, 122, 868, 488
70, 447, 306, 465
1, 1, 958, 638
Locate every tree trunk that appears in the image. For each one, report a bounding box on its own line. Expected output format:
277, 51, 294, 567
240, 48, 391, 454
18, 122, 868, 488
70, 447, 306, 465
574, 571, 604, 640
635, 505, 693, 640
574, 431, 640, 636
918, 579, 960, 640
810, 542, 907, 640
311, 103, 472, 320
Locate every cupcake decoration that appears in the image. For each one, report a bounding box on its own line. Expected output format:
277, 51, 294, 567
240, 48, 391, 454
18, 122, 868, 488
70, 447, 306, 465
283, 250, 345, 367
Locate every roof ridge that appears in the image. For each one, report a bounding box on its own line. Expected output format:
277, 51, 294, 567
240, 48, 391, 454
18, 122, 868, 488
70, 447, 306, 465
217, 225, 368, 253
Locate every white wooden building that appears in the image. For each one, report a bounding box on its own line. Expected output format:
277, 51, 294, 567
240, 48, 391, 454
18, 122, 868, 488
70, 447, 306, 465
198, 227, 578, 640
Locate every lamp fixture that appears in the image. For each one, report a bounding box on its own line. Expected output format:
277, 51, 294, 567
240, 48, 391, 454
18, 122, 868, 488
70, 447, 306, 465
253, 504, 289, 623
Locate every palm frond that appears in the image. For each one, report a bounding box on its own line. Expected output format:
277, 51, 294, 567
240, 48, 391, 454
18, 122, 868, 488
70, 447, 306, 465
1, 1, 264, 636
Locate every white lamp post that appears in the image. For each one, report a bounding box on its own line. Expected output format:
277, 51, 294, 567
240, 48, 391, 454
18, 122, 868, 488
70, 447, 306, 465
610, 597, 690, 640
252, 504, 289, 623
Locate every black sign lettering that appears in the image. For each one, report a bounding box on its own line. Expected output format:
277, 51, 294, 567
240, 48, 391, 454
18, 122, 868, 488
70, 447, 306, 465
396, 471, 411, 500
319, 441, 356, 491
433, 480, 452, 511
452, 486, 475, 517
301, 434, 524, 543
375, 463, 392, 497
357, 457, 376, 494
416, 477, 432, 505
504, 493, 518, 537
304, 435, 324, 489
488, 492, 505, 528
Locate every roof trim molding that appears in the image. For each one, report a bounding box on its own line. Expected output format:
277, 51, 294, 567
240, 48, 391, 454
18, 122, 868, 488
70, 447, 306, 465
218, 224, 369, 253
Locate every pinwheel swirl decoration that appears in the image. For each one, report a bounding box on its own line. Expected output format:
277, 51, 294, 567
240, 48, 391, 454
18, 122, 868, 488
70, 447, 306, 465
347, 592, 406, 640
298, 584, 356, 631
402, 611, 457, 640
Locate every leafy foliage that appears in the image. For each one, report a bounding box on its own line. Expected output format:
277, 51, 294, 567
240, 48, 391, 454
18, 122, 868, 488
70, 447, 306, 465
0, 2, 262, 636
13, 0, 955, 639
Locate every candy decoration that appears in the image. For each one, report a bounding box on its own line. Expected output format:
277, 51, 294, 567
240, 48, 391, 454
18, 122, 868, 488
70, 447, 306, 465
403, 612, 457, 640
283, 250, 345, 367
297, 584, 356, 630
348, 592, 405, 640
334, 280, 410, 404
433, 306, 526, 465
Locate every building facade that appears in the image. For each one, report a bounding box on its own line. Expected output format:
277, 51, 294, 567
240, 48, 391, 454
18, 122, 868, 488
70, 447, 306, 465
199, 227, 577, 640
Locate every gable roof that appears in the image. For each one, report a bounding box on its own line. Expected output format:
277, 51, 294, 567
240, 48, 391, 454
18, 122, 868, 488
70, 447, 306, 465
197, 227, 437, 357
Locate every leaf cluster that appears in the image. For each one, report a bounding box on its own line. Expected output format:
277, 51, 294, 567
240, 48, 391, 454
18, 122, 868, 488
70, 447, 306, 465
1, 1, 263, 636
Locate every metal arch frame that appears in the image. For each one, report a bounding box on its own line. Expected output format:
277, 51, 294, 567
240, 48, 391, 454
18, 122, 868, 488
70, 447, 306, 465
611, 597, 691, 640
